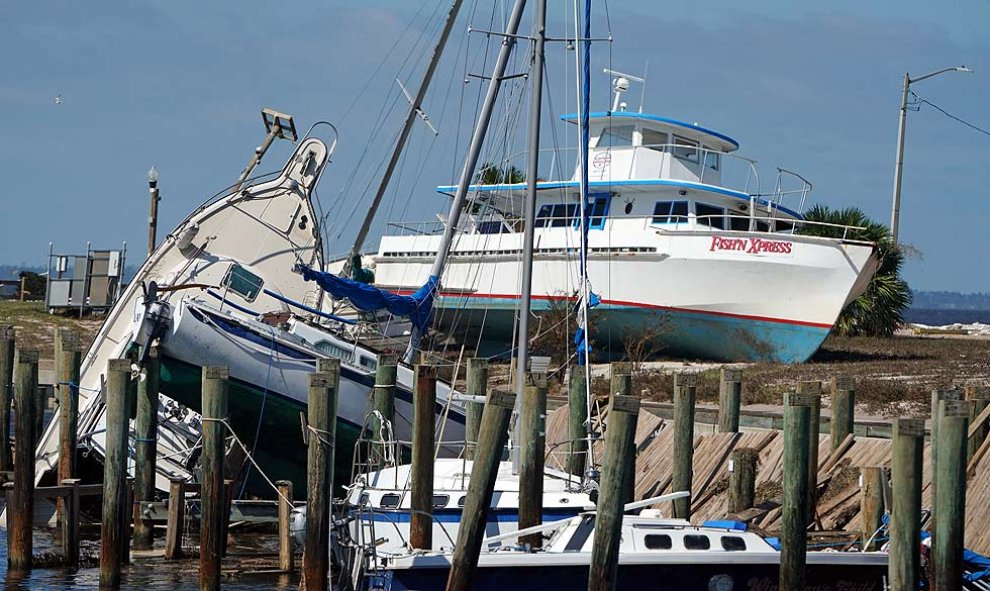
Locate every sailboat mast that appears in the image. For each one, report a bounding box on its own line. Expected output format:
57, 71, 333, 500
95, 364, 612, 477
578, 0, 596, 472
405, 0, 530, 361
511, 0, 547, 470
344, 0, 466, 277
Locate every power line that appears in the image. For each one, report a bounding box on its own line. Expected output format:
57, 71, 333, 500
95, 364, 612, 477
911, 91, 990, 138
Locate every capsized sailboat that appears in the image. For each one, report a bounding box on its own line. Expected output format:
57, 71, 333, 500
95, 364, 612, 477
18, 115, 465, 507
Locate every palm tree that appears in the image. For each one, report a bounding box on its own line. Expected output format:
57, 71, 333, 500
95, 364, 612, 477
476, 162, 525, 185
799, 205, 911, 337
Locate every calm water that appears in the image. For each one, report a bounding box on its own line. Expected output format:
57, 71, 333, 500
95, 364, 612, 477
0, 530, 301, 590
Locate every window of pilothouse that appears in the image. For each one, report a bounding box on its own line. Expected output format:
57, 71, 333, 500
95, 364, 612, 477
221, 264, 264, 302
651, 200, 689, 225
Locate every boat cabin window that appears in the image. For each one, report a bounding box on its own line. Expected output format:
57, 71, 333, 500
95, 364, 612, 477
222, 264, 264, 302
643, 534, 673, 550
477, 220, 509, 234
704, 149, 720, 171
684, 535, 712, 550
721, 536, 747, 551
457, 495, 467, 507
595, 125, 634, 148
652, 201, 689, 225
432, 494, 450, 508
730, 215, 750, 232
642, 128, 669, 152
536, 203, 579, 228
564, 515, 596, 552
695, 203, 725, 230
756, 220, 770, 233
587, 194, 610, 229
380, 493, 401, 508
672, 135, 700, 164
359, 356, 377, 370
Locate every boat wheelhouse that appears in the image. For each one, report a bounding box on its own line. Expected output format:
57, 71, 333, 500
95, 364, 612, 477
369, 80, 878, 363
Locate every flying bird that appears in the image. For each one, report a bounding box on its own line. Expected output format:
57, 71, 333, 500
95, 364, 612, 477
54, 95, 63, 105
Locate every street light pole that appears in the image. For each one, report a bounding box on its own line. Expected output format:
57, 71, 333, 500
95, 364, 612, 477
889, 66, 972, 244
147, 166, 160, 256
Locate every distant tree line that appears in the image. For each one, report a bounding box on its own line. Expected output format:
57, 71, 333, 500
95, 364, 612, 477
910, 291, 990, 311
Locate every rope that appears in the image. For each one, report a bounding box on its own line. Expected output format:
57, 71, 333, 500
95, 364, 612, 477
200, 417, 292, 505
239, 326, 278, 497
306, 424, 336, 449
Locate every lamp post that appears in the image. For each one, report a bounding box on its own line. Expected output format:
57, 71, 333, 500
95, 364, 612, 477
890, 66, 972, 244
147, 166, 160, 256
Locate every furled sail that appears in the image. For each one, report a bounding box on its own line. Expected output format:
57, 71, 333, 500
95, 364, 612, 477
295, 265, 439, 333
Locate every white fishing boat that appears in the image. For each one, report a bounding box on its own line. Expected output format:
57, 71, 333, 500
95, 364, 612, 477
367, 74, 880, 364
376, 506, 888, 591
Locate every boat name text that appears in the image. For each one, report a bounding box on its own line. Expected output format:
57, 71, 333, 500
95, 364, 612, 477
710, 236, 793, 255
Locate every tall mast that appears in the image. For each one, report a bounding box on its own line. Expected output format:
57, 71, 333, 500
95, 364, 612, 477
344, 0, 466, 277
578, 0, 595, 473
511, 0, 547, 470
405, 0, 530, 361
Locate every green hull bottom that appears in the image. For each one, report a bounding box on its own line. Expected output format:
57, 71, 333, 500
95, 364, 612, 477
159, 357, 362, 499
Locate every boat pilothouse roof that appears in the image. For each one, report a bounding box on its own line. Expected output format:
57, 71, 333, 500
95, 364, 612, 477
425, 72, 819, 238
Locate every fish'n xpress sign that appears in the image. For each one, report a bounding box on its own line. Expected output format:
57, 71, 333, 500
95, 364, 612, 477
709, 235, 793, 256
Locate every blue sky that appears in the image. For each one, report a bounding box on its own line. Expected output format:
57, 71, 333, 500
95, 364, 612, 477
2, 1, 988, 291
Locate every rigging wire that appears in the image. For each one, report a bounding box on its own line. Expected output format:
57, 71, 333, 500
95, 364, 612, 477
911, 91, 990, 138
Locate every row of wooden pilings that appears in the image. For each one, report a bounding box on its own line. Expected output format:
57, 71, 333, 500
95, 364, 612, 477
0, 324, 345, 591
2, 319, 980, 591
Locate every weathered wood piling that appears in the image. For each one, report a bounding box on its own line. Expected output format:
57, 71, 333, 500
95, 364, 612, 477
831, 375, 856, 451
100, 358, 132, 588
780, 391, 813, 591
889, 417, 924, 589
55, 329, 81, 528
671, 372, 696, 519
859, 467, 884, 551
566, 367, 588, 478
796, 380, 821, 524
588, 393, 640, 591
728, 447, 757, 514
133, 346, 160, 550
200, 365, 229, 591
445, 388, 515, 591
464, 357, 487, 461
370, 353, 397, 468
277, 480, 294, 573
304, 359, 339, 591
933, 399, 969, 591
518, 371, 548, 547
718, 368, 742, 433
410, 363, 437, 552
0, 325, 14, 471
8, 349, 39, 571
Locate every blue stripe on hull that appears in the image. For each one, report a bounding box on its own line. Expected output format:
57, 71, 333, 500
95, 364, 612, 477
434, 298, 830, 363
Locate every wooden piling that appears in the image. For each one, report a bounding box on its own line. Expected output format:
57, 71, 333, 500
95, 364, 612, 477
519, 372, 548, 547
796, 380, 821, 525
370, 353, 398, 468
780, 391, 814, 591
277, 480, 294, 573
409, 363, 437, 552
200, 365, 229, 591
966, 385, 990, 462
164, 478, 186, 560
0, 325, 13, 471
445, 388, 515, 591
930, 389, 962, 528
99, 358, 131, 588
672, 372, 696, 519
933, 399, 968, 591
588, 394, 640, 591
54, 329, 81, 529
718, 368, 742, 433
8, 349, 38, 571
304, 360, 339, 591
728, 447, 757, 514
830, 375, 856, 451
889, 418, 924, 590
859, 467, 884, 551
566, 367, 588, 478
62, 478, 81, 567
132, 347, 160, 550
464, 358, 488, 461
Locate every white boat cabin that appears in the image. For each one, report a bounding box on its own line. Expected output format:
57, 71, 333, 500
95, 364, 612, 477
429, 111, 810, 240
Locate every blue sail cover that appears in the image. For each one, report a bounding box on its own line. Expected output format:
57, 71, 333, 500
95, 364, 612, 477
298, 266, 439, 333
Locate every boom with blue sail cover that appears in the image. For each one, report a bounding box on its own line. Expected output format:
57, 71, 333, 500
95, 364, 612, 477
295, 264, 439, 333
